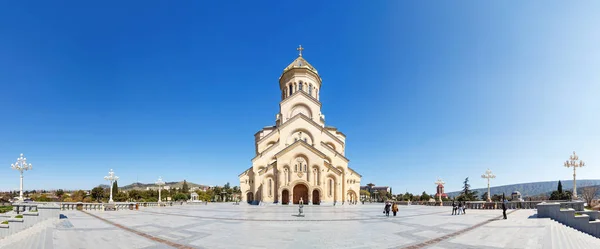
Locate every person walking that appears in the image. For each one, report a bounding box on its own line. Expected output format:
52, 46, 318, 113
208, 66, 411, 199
457, 201, 463, 215
502, 198, 508, 219
451, 201, 457, 215
384, 202, 391, 217
462, 202, 467, 215
392, 203, 399, 216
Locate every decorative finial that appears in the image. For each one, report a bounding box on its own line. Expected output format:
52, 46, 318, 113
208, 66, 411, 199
297, 45, 304, 57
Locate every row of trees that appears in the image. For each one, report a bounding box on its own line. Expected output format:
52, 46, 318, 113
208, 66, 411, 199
45, 180, 243, 203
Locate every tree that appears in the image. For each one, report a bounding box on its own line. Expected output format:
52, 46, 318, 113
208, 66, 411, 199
71, 190, 86, 202
550, 181, 572, 201
462, 177, 471, 197
173, 193, 188, 201
112, 181, 119, 198
420, 191, 431, 201
182, 180, 190, 193
580, 185, 599, 208
558, 180, 563, 194
456, 178, 479, 201
481, 192, 489, 201
128, 189, 143, 201
114, 191, 128, 202
55, 189, 65, 198
91, 186, 105, 202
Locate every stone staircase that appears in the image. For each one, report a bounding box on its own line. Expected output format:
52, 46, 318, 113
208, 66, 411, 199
0, 218, 58, 249
543, 219, 600, 249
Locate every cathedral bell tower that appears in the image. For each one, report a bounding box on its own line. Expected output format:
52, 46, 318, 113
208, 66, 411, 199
276, 45, 325, 127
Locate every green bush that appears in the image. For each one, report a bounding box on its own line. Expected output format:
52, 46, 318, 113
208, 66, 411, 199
1, 220, 8, 224
173, 193, 189, 201
0, 206, 12, 213
15, 215, 23, 219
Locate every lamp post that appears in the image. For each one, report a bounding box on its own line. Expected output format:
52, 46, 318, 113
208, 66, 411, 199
104, 169, 119, 203
435, 178, 445, 205
11, 153, 32, 202
156, 177, 165, 203
564, 151, 585, 199
481, 169, 496, 202
221, 191, 227, 202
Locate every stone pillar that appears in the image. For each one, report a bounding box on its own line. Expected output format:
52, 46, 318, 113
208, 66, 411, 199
308, 191, 312, 205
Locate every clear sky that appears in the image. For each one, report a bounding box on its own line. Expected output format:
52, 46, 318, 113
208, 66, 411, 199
0, 1, 599, 194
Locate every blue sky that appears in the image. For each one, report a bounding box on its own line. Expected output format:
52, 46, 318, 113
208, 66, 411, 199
0, 1, 599, 194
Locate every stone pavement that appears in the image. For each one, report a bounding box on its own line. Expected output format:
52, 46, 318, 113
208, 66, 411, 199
27, 203, 600, 248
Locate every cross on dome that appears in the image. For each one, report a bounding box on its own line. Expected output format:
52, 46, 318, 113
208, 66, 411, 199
297, 45, 304, 57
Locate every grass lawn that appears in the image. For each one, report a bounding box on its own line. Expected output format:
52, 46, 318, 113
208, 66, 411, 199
0, 206, 13, 213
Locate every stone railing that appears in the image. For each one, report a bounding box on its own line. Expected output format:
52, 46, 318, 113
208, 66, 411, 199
0, 204, 60, 239
394, 200, 544, 209
11, 203, 39, 214
57, 201, 174, 211
538, 202, 600, 238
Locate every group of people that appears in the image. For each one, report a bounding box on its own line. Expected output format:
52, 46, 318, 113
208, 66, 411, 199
451, 201, 467, 215
383, 202, 398, 216
380, 199, 510, 219
451, 199, 510, 219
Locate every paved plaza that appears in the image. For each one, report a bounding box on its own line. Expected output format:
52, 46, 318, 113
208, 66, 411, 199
3, 203, 600, 249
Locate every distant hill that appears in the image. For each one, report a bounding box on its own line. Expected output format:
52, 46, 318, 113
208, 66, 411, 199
120, 181, 209, 191
446, 179, 600, 197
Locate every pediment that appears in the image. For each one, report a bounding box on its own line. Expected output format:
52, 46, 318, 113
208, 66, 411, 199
274, 140, 326, 159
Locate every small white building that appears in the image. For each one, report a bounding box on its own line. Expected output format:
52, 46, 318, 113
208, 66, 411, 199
190, 192, 200, 202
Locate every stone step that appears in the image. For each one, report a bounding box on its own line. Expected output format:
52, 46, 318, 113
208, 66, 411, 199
548, 219, 600, 248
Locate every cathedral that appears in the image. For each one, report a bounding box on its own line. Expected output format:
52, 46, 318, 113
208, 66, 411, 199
239, 46, 362, 205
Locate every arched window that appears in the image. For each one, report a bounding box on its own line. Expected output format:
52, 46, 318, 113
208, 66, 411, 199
295, 164, 298, 172
328, 179, 333, 196
268, 179, 272, 196
289, 84, 293, 95
309, 84, 312, 95
299, 81, 303, 91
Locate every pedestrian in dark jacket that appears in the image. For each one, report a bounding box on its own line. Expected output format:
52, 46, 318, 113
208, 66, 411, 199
384, 202, 391, 217
502, 199, 508, 219
451, 201, 457, 215
457, 202, 463, 215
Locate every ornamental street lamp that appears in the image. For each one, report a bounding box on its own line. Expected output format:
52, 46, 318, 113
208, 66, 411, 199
221, 191, 227, 202
481, 169, 496, 202
564, 151, 585, 199
104, 169, 119, 203
156, 176, 165, 203
11, 153, 32, 201
435, 178, 445, 204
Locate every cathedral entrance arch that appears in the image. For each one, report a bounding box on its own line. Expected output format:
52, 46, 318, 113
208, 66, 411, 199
282, 189, 290, 204
347, 190, 357, 204
246, 192, 254, 204
312, 189, 320, 205
293, 184, 309, 204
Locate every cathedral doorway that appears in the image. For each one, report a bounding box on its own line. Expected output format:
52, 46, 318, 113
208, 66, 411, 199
293, 184, 308, 204
246, 192, 254, 203
282, 190, 290, 204
347, 190, 357, 204
312, 189, 320, 205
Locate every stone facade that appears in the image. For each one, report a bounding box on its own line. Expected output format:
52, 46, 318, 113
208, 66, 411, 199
239, 49, 361, 205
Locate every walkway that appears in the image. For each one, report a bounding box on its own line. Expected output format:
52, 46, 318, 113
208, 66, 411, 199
4, 203, 600, 248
